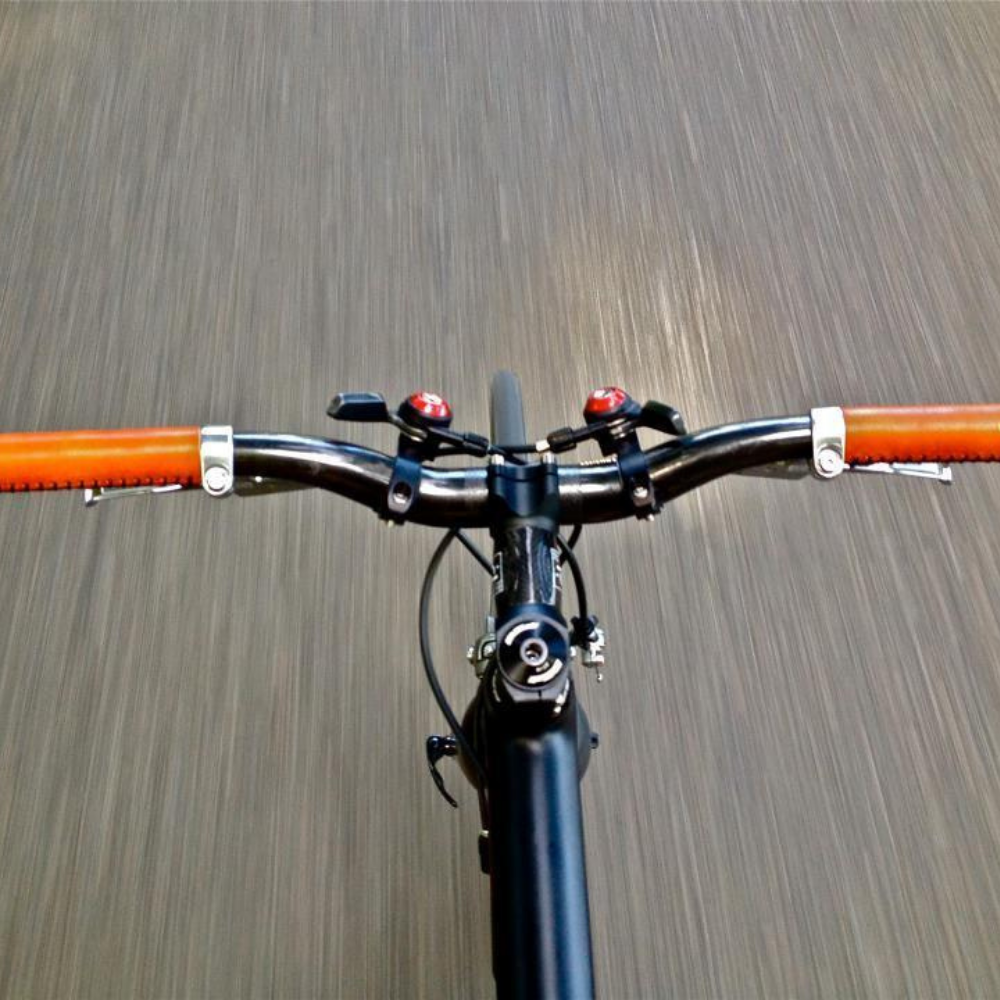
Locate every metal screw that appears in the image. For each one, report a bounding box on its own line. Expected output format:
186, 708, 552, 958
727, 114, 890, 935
520, 638, 549, 668
632, 484, 649, 500
203, 465, 232, 495
816, 447, 843, 477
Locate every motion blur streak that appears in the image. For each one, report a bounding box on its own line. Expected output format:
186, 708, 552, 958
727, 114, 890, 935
2, 5, 1000, 997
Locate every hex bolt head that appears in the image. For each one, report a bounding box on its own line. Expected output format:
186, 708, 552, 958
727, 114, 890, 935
203, 465, 232, 495
816, 447, 844, 477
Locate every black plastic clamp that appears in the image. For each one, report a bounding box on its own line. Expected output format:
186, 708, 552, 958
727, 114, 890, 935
383, 455, 422, 523
616, 440, 658, 518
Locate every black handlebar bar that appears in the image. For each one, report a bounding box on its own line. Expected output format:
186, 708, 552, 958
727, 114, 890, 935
234, 416, 811, 526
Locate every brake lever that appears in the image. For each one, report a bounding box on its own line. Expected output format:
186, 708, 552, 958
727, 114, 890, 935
849, 461, 953, 483
83, 483, 187, 506
738, 459, 953, 483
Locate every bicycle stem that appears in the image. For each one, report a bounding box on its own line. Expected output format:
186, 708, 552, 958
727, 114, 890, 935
469, 452, 596, 1000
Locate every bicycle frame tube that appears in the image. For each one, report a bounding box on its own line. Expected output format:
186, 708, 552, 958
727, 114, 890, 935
485, 688, 594, 1000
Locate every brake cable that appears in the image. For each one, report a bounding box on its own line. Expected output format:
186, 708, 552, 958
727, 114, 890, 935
454, 529, 493, 572
420, 530, 487, 789
554, 533, 599, 647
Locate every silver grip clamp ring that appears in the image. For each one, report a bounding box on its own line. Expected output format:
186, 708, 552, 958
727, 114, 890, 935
810, 407, 846, 479
200, 426, 234, 497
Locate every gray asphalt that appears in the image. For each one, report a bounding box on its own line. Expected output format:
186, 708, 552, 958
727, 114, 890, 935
3, 5, 1000, 998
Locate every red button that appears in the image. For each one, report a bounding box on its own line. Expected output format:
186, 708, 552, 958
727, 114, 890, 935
584, 387, 629, 417
408, 391, 452, 420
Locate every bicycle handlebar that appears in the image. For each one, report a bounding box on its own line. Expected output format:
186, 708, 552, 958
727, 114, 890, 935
0, 404, 997, 523
0, 417, 810, 522
235, 417, 811, 525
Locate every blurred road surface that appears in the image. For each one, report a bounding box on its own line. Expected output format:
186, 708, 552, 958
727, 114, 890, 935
3, 5, 1000, 998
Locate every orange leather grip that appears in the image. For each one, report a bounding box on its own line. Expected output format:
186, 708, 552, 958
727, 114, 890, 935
844, 406, 1000, 464
0, 428, 202, 492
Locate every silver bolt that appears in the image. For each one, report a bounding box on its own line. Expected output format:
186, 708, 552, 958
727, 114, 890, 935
520, 638, 549, 667
203, 465, 232, 495
466, 646, 476, 663
816, 448, 843, 477
632, 484, 649, 500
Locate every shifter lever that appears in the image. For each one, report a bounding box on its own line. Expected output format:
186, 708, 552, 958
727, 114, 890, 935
544, 388, 687, 455
640, 401, 687, 437
327, 392, 391, 423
